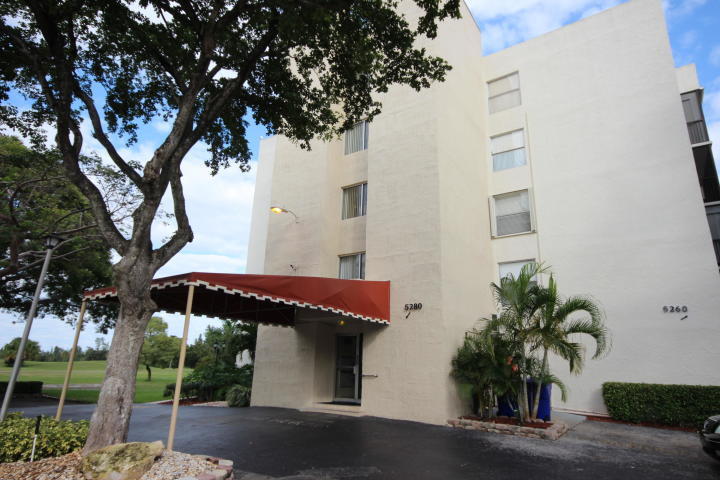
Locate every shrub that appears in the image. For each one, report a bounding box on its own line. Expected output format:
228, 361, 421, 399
164, 364, 253, 402
4, 355, 18, 367
163, 381, 201, 400
226, 385, 251, 407
0, 381, 43, 396
0, 413, 89, 462
602, 382, 720, 429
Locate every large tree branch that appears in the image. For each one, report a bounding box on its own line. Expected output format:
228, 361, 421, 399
72, 84, 145, 189
48, 206, 92, 232
0, 23, 59, 112
53, 223, 98, 237
22, 1, 130, 255
151, 163, 193, 269
7, 176, 67, 228
187, 15, 280, 149
120, 16, 187, 95
1, 244, 96, 281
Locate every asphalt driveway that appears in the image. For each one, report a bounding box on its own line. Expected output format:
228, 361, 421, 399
9, 403, 720, 479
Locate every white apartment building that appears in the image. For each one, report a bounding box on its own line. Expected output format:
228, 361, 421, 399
245, 0, 720, 423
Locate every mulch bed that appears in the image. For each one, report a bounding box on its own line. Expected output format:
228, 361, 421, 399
460, 415, 554, 430
585, 415, 696, 432
0, 450, 225, 480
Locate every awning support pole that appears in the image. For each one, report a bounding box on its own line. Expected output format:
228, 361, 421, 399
167, 284, 195, 451
55, 299, 87, 420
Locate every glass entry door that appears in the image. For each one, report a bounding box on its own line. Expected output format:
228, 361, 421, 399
334, 334, 362, 403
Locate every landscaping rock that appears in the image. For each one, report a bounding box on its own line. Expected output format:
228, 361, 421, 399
81, 441, 164, 480
447, 417, 570, 441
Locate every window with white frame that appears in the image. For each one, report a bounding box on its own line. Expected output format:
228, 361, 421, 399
491, 129, 526, 171
491, 190, 532, 237
488, 72, 521, 114
342, 183, 367, 219
339, 253, 365, 280
499, 260, 537, 283
344, 121, 369, 155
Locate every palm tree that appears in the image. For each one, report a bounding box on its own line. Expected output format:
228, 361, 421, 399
484, 262, 547, 421
451, 327, 520, 417
526, 275, 610, 419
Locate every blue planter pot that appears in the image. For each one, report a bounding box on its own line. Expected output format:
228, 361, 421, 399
497, 381, 552, 421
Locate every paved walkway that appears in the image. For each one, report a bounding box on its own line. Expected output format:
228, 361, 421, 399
10, 404, 720, 479
43, 383, 101, 390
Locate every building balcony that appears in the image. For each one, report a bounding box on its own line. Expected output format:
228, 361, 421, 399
693, 144, 720, 203
687, 120, 710, 145
706, 203, 720, 268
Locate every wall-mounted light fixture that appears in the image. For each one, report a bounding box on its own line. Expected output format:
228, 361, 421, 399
270, 206, 299, 223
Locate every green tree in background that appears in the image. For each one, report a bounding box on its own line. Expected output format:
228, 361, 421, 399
83, 337, 110, 361
1, 337, 40, 366
201, 320, 257, 367
0, 135, 137, 330
140, 317, 180, 381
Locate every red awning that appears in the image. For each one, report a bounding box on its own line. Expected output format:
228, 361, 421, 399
84, 272, 391, 326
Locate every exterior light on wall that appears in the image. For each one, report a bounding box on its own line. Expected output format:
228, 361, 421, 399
338, 319, 346, 326
270, 206, 299, 223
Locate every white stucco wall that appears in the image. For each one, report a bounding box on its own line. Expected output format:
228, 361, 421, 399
482, 0, 720, 414
247, 0, 720, 421
245, 137, 276, 275
676, 64, 701, 94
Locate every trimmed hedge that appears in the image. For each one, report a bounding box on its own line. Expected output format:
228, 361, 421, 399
0, 381, 43, 396
0, 413, 89, 462
602, 382, 720, 429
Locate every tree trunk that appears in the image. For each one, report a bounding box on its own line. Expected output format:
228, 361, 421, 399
519, 348, 530, 422
531, 350, 548, 420
82, 261, 156, 454
146, 364, 152, 382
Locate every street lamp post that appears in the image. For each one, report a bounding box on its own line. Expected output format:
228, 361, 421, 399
0, 234, 62, 421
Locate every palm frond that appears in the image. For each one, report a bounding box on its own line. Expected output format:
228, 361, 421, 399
563, 316, 610, 359
537, 372, 569, 402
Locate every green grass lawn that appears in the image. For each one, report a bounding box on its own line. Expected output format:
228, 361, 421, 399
0, 360, 191, 403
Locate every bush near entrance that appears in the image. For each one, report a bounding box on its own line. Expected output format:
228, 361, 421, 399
602, 382, 720, 428
226, 385, 251, 407
0, 413, 88, 462
164, 364, 253, 402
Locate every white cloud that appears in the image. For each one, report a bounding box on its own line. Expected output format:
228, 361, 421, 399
0, 312, 113, 351
664, 0, 706, 17
150, 142, 257, 264
157, 253, 247, 277
679, 30, 698, 50
152, 119, 173, 133
705, 86, 720, 120
466, 0, 623, 54
710, 45, 720, 67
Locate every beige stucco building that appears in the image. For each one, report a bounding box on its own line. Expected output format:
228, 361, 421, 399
245, 0, 720, 423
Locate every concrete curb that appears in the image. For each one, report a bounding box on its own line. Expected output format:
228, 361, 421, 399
447, 418, 569, 440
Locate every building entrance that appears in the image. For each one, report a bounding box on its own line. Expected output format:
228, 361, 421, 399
334, 334, 362, 403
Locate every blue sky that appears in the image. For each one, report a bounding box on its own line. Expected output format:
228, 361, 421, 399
1, 0, 719, 351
